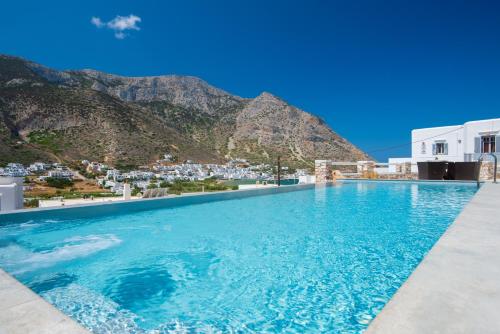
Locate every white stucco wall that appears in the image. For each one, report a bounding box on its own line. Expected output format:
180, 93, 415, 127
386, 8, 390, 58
390, 118, 500, 168
0, 177, 24, 212
411, 125, 464, 162
463, 118, 500, 157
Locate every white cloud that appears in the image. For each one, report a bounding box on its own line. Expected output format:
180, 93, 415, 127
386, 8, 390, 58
114, 32, 126, 40
90, 16, 104, 28
108, 15, 141, 31
91, 14, 141, 39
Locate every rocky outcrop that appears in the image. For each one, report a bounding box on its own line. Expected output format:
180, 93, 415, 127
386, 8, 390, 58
0, 54, 369, 166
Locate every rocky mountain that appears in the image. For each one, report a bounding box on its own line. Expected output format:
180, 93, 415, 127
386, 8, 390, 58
0, 54, 369, 168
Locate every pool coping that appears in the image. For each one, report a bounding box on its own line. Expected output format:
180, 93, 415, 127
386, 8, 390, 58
0, 268, 89, 334
365, 182, 500, 334
0, 181, 491, 333
0, 183, 315, 217
1, 179, 480, 217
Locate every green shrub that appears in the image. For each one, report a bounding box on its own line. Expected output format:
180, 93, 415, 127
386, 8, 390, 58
24, 198, 39, 208
45, 177, 74, 189
131, 187, 141, 196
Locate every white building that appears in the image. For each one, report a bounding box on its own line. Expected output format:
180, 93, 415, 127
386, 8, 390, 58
28, 162, 50, 173
1, 163, 28, 177
389, 118, 499, 171
0, 177, 24, 212
48, 169, 74, 179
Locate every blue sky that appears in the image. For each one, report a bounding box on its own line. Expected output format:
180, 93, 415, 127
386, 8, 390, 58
1, 0, 499, 160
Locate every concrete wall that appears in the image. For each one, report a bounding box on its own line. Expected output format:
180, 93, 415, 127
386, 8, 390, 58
0, 177, 23, 212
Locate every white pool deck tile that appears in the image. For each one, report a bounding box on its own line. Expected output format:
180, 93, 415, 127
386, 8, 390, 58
366, 182, 500, 334
0, 269, 89, 334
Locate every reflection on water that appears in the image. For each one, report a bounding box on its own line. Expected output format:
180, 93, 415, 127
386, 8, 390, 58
0, 181, 476, 334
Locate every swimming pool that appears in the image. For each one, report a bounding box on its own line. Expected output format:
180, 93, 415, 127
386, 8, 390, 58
0, 181, 476, 333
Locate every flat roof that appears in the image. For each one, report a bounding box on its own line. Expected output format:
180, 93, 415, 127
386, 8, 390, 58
412, 118, 500, 132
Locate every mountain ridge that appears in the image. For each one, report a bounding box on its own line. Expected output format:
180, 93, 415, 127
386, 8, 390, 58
0, 54, 369, 168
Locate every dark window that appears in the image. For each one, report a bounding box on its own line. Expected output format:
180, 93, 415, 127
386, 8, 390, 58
435, 143, 446, 154
481, 136, 496, 153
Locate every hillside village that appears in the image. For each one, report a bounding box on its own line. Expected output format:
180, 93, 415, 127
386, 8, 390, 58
0, 153, 306, 206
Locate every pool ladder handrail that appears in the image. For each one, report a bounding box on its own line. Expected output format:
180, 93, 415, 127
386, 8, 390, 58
476, 153, 498, 188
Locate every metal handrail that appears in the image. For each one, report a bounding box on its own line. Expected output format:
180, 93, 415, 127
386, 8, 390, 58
476, 153, 498, 188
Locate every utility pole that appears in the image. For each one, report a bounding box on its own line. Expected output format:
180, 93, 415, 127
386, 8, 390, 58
277, 156, 281, 187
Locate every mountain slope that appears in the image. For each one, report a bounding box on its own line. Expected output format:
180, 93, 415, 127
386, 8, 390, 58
0, 54, 369, 167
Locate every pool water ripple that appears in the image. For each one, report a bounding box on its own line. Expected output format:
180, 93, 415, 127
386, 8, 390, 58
0, 182, 476, 333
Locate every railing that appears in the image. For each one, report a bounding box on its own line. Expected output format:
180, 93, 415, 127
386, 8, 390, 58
477, 153, 498, 188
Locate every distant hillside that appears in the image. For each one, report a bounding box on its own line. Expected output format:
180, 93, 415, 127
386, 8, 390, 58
0, 54, 369, 168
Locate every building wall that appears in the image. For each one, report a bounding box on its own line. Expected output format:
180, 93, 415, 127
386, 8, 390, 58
411, 125, 464, 162
463, 118, 500, 161
0, 177, 24, 212
409, 119, 500, 163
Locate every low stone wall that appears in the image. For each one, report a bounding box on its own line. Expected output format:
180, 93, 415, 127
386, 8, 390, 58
315, 160, 417, 181
377, 173, 418, 180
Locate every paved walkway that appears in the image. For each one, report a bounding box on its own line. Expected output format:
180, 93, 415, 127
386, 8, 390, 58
366, 183, 500, 334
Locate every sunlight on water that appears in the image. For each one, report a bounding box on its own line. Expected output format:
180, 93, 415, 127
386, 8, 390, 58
0, 182, 476, 333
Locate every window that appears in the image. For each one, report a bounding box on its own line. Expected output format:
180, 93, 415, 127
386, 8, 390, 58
421, 142, 426, 154
433, 141, 448, 155
436, 143, 446, 154
481, 136, 496, 153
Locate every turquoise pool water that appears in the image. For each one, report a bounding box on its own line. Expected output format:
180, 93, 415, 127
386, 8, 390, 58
0, 182, 476, 333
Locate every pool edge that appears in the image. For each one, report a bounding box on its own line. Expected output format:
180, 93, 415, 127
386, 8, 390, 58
0, 183, 316, 218
0, 268, 90, 334
0, 181, 488, 333
365, 182, 500, 334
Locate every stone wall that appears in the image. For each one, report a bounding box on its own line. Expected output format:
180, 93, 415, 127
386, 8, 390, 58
314, 160, 333, 183
479, 162, 498, 181
315, 160, 418, 181
377, 173, 418, 180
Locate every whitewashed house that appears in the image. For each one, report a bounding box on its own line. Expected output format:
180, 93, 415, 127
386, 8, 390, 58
389, 118, 499, 172
48, 169, 74, 179
1, 163, 28, 177
28, 162, 50, 173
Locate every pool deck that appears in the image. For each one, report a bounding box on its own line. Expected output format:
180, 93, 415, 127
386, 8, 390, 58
366, 182, 500, 334
0, 269, 89, 334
